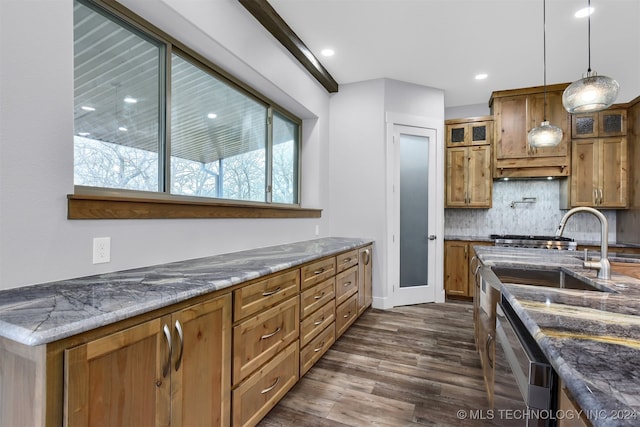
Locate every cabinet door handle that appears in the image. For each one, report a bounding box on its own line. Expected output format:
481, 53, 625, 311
174, 320, 184, 372
313, 268, 325, 275
260, 326, 282, 340
343, 281, 352, 287
363, 249, 371, 265
314, 341, 325, 352
343, 311, 352, 319
313, 316, 325, 326
162, 324, 172, 378
598, 188, 603, 205
262, 287, 282, 297
260, 376, 280, 394
594, 188, 598, 205
486, 334, 494, 369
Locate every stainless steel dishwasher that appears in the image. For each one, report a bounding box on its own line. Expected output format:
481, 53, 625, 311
481, 267, 557, 426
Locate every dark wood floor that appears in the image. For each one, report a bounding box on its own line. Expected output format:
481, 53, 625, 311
258, 301, 509, 427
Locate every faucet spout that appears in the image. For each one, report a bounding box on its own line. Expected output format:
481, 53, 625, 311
556, 207, 610, 280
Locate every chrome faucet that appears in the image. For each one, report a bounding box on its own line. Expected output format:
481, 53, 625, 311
556, 207, 610, 280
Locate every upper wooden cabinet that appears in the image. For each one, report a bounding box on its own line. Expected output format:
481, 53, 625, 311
572, 108, 627, 138
489, 83, 572, 178
445, 117, 493, 208
446, 117, 493, 147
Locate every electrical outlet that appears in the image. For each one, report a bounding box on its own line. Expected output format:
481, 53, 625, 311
315, 225, 320, 236
93, 237, 111, 264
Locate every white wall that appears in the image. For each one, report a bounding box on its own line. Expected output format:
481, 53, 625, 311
0, 0, 332, 290
329, 79, 444, 308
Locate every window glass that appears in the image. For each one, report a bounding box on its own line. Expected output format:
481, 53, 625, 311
170, 54, 267, 201
73, 0, 163, 191
272, 112, 299, 204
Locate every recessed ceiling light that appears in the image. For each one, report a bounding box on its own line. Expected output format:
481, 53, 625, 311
320, 48, 335, 57
118, 126, 128, 132
81, 106, 95, 111
124, 97, 137, 104
575, 7, 594, 18
207, 113, 218, 119
475, 73, 488, 80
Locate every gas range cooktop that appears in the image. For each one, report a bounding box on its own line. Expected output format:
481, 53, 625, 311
490, 234, 577, 250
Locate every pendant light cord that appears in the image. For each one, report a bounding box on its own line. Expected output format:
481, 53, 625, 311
542, 0, 548, 121
587, 0, 592, 73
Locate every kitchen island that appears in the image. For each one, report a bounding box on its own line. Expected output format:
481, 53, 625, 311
475, 246, 640, 427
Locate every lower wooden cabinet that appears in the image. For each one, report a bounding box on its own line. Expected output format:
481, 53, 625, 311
336, 292, 358, 339
65, 293, 231, 427
232, 341, 299, 427
444, 240, 492, 298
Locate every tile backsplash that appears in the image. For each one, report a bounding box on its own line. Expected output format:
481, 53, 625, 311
444, 179, 617, 243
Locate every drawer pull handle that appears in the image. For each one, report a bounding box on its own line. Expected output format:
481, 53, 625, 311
262, 287, 282, 297
314, 341, 325, 352
260, 326, 282, 340
261, 376, 280, 394
313, 316, 325, 326
343, 281, 352, 287
343, 311, 351, 318
314, 291, 325, 300
342, 257, 351, 263
313, 268, 325, 275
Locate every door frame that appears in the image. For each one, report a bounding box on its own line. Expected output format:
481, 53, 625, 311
385, 112, 445, 308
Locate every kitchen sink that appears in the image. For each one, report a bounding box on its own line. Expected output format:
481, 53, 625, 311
491, 266, 615, 292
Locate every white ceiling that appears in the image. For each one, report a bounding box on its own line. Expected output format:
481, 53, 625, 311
269, 0, 640, 108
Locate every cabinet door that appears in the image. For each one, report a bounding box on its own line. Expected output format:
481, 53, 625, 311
528, 91, 570, 158
171, 294, 231, 427
446, 123, 468, 147
470, 121, 492, 146
494, 96, 528, 159
357, 245, 373, 313
446, 147, 468, 207
65, 318, 171, 427
600, 137, 627, 207
444, 241, 469, 296
571, 139, 599, 207
467, 145, 492, 207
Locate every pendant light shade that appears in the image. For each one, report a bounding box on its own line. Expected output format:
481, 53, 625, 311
562, 71, 619, 113
528, 121, 564, 148
562, 0, 619, 113
528, 0, 563, 148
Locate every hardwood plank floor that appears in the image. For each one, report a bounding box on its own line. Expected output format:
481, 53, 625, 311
258, 301, 510, 427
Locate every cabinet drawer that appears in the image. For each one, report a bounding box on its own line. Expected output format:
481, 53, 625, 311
232, 341, 299, 427
335, 293, 358, 339
301, 257, 336, 290
300, 300, 335, 348
335, 266, 358, 306
233, 297, 299, 385
336, 249, 358, 273
300, 278, 335, 319
233, 270, 300, 321
300, 323, 335, 376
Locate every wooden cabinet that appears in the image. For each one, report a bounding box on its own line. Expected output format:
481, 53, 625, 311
444, 240, 492, 298
572, 108, 627, 138
357, 245, 373, 314
445, 117, 492, 208
569, 137, 628, 208
490, 83, 572, 178
557, 379, 592, 427
65, 293, 231, 427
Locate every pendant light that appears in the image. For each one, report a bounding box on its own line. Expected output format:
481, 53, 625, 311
528, 0, 563, 148
562, 0, 619, 113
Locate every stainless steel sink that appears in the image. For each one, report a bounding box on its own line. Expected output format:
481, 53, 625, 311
491, 266, 615, 292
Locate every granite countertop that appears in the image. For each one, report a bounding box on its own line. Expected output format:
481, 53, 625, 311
474, 246, 640, 427
0, 237, 372, 347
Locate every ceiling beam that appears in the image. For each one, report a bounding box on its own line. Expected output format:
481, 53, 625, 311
238, 0, 339, 93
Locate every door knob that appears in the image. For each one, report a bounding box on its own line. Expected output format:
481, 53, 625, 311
428, 235, 437, 240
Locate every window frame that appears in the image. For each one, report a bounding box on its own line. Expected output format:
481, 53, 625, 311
70, 0, 315, 219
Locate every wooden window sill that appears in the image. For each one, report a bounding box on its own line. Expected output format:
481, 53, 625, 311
67, 194, 322, 219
